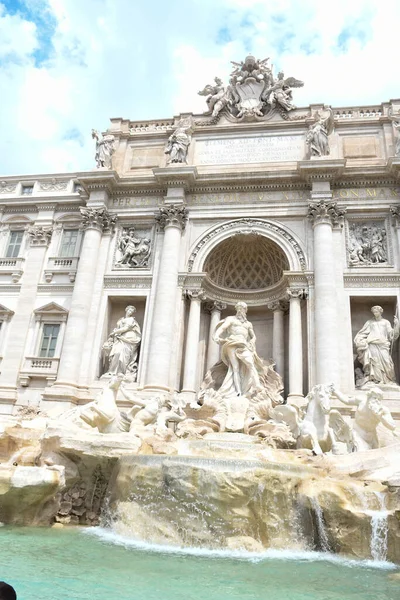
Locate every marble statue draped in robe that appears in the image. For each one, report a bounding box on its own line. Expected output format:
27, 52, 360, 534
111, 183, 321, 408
164, 117, 193, 164
91, 129, 115, 169
354, 305, 399, 387
306, 108, 334, 157
102, 305, 141, 382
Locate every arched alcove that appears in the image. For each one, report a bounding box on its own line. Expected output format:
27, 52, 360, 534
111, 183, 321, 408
204, 233, 290, 291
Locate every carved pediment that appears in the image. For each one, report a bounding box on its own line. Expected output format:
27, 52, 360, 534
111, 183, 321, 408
34, 302, 69, 322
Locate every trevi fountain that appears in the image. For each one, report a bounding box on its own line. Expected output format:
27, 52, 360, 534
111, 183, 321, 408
1, 55, 400, 598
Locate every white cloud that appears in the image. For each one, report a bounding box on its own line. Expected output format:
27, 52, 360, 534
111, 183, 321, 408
0, 0, 399, 176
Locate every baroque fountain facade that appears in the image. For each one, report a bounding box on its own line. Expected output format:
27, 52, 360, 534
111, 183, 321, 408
0, 55, 400, 563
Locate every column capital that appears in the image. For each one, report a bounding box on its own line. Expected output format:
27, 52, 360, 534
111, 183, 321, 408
390, 204, 400, 228
79, 207, 117, 234
185, 288, 206, 301
307, 200, 346, 228
156, 204, 188, 231
286, 288, 307, 300
27, 225, 53, 247
267, 300, 288, 312
204, 300, 227, 314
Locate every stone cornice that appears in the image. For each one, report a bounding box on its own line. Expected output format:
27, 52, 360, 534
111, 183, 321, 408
298, 159, 346, 183
152, 166, 198, 189
387, 157, 400, 180
77, 170, 120, 195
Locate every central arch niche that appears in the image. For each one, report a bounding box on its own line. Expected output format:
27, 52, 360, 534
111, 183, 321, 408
204, 233, 290, 291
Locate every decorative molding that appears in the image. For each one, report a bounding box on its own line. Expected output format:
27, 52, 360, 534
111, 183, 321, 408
343, 273, 400, 288
37, 284, 74, 293
27, 225, 53, 247
39, 179, 69, 192
0, 304, 14, 322
307, 200, 346, 227
103, 275, 153, 289
0, 285, 21, 292
0, 182, 17, 194
155, 205, 188, 231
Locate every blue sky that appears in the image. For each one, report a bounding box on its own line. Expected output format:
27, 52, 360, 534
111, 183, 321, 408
0, 0, 399, 175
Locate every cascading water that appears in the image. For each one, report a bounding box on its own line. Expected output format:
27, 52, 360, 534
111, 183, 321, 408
310, 497, 331, 552
367, 493, 389, 562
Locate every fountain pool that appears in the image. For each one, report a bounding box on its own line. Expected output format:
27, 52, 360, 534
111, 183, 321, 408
0, 527, 398, 600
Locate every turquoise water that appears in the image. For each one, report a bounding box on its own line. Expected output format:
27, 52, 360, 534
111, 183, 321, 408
0, 527, 399, 600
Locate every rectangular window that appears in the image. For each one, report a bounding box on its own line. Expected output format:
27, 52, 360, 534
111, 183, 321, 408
59, 229, 79, 257
22, 185, 34, 195
6, 231, 24, 258
39, 324, 60, 358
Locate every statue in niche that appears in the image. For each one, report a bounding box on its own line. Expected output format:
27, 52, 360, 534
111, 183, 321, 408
116, 227, 151, 268
348, 223, 387, 266
91, 129, 115, 169
189, 301, 283, 433
331, 386, 399, 451
102, 305, 141, 382
164, 117, 193, 164
305, 108, 334, 157
354, 306, 399, 387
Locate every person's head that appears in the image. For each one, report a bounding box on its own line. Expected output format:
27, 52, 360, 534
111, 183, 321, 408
235, 301, 248, 319
128, 228, 135, 237
366, 387, 384, 414
0, 582, 17, 600
371, 305, 383, 319
125, 305, 136, 316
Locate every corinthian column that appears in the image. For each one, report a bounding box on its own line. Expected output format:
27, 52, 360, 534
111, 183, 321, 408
267, 300, 286, 379
144, 205, 188, 391
287, 289, 304, 403
205, 301, 226, 370
55, 207, 117, 387
308, 198, 346, 385
182, 289, 206, 393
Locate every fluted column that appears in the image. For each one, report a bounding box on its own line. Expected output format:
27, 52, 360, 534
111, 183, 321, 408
182, 289, 206, 393
308, 199, 346, 385
0, 225, 53, 391
287, 288, 304, 402
55, 207, 117, 387
267, 300, 286, 378
205, 301, 226, 370
144, 205, 188, 391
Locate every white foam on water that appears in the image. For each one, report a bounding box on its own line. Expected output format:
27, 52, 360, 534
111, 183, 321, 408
83, 527, 397, 571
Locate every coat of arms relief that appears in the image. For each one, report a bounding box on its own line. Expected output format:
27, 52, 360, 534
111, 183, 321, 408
198, 55, 304, 122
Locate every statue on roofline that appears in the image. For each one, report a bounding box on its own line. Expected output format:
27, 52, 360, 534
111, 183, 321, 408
198, 55, 304, 122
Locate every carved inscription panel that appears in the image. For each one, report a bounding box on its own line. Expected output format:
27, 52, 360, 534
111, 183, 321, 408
195, 135, 304, 165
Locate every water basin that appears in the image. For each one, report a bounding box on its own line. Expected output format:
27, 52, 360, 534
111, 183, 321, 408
0, 527, 398, 600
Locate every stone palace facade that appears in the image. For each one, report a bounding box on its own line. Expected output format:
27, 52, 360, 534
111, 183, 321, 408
0, 55, 399, 420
